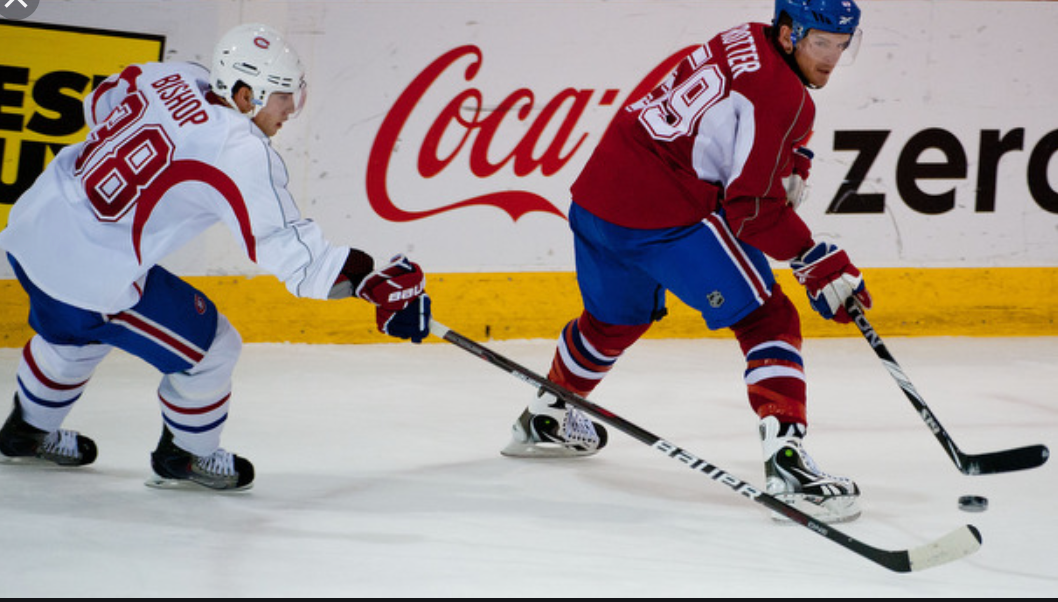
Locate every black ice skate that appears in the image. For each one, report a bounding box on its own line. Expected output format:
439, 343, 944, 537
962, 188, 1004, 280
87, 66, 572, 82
760, 416, 861, 524
0, 394, 97, 467
501, 390, 608, 458
147, 426, 254, 491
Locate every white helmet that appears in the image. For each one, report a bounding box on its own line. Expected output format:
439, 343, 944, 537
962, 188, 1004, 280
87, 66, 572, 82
211, 23, 306, 115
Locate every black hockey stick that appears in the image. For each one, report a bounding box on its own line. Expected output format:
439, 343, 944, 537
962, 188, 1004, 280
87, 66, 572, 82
428, 319, 981, 573
845, 299, 1049, 475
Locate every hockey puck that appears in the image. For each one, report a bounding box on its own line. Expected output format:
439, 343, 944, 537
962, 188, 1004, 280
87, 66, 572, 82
958, 495, 988, 512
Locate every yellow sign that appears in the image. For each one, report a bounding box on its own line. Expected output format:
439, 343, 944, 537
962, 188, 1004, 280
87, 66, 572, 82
0, 21, 164, 225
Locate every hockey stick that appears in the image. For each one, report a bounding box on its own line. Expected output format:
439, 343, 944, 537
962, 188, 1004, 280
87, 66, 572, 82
428, 319, 981, 573
845, 299, 1049, 475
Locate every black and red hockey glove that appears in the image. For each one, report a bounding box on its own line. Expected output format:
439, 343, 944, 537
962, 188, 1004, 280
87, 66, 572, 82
355, 254, 430, 343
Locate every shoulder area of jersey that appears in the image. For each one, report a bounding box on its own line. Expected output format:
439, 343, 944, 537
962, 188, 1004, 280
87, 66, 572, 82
713, 22, 804, 90
128, 61, 212, 100
123, 61, 247, 137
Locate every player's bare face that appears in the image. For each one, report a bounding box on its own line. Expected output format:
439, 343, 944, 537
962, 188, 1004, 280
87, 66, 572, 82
252, 92, 297, 137
795, 30, 853, 88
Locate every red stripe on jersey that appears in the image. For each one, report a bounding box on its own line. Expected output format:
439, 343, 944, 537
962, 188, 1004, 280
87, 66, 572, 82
109, 311, 205, 364
131, 159, 256, 264
560, 325, 613, 375
21, 342, 88, 391
547, 359, 594, 398
704, 212, 769, 301
745, 358, 804, 373
747, 381, 806, 425
159, 391, 231, 415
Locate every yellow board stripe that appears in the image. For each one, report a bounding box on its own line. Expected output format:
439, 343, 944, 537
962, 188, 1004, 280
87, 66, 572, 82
1, 267, 1055, 347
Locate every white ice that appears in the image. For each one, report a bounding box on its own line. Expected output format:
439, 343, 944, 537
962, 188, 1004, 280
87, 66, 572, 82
1, 334, 1055, 597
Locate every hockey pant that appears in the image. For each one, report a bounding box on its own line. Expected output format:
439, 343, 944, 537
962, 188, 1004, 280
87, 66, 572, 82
555, 205, 807, 423
10, 257, 241, 456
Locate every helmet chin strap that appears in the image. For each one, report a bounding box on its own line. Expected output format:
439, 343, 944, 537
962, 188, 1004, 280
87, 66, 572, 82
246, 98, 264, 117
227, 85, 262, 117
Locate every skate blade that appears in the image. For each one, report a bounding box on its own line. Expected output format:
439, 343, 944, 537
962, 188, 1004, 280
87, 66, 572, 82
770, 493, 861, 524
500, 438, 599, 458
144, 474, 253, 493
0, 453, 42, 465
0, 453, 85, 468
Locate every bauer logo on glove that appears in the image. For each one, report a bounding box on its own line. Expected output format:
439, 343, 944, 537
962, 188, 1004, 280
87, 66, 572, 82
355, 254, 426, 311
384, 282, 425, 306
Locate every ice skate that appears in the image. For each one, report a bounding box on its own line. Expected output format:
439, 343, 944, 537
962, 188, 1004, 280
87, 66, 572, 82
0, 394, 97, 467
501, 390, 608, 458
146, 426, 254, 491
760, 415, 860, 524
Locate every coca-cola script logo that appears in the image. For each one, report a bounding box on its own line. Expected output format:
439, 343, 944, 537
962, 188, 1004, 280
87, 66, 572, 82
366, 44, 695, 222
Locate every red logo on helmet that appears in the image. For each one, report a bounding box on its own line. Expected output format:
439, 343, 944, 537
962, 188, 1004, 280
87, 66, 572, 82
194, 295, 207, 315
254, 36, 270, 49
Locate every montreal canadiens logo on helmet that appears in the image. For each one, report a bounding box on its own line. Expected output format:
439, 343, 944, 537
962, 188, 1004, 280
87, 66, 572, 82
254, 36, 270, 49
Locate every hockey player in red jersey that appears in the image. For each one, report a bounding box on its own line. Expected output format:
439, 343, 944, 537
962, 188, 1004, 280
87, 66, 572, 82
0, 24, 430, 491
502, 0, 872, 523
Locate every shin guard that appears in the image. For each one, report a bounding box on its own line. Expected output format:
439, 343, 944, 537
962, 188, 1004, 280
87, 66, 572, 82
547, 311, 649, 398
730, 285, 807, 425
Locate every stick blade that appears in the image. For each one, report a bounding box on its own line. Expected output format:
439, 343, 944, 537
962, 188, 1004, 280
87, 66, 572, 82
907, 525, 982, 572
961, 444, 1049, 475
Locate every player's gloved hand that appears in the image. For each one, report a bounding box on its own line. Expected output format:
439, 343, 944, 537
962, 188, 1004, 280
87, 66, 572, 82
783, 147, 813, 210
355, 254, 429, 342
379, 294, 431, 343
790, 241, 872, 324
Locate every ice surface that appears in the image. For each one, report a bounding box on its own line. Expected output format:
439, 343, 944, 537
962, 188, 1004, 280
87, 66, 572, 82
1, 336, 1055, 596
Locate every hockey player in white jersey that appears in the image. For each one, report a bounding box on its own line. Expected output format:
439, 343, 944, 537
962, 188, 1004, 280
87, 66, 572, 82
0, 23, 431, 491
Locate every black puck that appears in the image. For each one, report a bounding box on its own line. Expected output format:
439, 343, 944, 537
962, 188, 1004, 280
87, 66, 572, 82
958, 495, 988, 512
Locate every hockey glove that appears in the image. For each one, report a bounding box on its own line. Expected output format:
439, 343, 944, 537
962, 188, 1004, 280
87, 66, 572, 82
355, 254, 429, 342
355, 254, 426, 311
379, 294, 431, 344
790, 241, 872, 324
783, 147, 813, 211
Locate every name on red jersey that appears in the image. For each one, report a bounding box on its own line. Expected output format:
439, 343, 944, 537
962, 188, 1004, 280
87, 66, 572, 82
720, 24, 762, 79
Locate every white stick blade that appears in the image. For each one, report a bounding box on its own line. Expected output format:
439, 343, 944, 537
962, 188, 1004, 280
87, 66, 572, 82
908, 525, 982, 571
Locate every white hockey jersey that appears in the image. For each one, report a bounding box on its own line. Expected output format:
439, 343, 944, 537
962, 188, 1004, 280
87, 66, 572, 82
0, 61, 348, 313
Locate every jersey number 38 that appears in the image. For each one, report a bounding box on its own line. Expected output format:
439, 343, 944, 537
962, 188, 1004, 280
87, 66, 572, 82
74, 90, 175, 223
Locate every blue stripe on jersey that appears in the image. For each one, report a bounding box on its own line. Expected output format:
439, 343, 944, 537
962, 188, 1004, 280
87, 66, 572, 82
162, 413, 228, 434
746, 343, 803, 367
567, 320, 617, 368
15, 377, 82, 409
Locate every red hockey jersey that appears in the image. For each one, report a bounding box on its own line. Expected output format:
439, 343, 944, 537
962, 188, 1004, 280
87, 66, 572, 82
572, 22, 816, 261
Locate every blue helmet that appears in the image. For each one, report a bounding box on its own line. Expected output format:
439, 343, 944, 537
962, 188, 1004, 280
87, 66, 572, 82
774, 0, 861, 46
